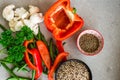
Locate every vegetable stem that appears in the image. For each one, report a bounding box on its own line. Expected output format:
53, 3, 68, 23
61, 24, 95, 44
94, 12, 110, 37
0, 60, 12, 64
32, 70, 35, 80
49, 38, 54, 62
1, 63, 17, 78
54, 45, 59, 58
0, 47, 6, 54
1, 63, 31, 80
0, 24, 7, 31
42, 62, 48, 75
17, 64, 27, 72
36, 26, 48, 47
72, 7, 77, 14
16, 76, 31, 80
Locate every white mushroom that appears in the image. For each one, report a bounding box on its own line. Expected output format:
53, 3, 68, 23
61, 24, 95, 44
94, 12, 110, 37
9, 19, 16, 28
3, 4, 42, 34
23, 19, 39, 35
23, 19, 34, 28
29, 5, 40, 15
2, 4, 15, 21
14, 21, 24, 31
10, 27, 16, 32
15, 7, 30, 19
9, 19, 24, 32
21, 12, 30, 19
9, 19, 17, 32
30, 13, 44, 24
13, 16, 21, 21
30, 24, 39, 35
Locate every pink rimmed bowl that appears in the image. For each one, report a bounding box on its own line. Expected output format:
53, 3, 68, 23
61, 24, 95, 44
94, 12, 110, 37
77, 29, 104, 56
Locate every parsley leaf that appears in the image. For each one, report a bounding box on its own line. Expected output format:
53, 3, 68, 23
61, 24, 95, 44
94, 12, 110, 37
0, 26, 34, 63
19, 26, 34, 40
6, 46, 25, 62
0, 30, 14, 47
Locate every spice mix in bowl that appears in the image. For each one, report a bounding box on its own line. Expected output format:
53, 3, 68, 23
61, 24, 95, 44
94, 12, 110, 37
77, 29, 104, 56
55, 59, 92, 80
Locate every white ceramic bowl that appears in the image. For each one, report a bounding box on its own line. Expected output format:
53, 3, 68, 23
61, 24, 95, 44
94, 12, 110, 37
77, 29, 104, 56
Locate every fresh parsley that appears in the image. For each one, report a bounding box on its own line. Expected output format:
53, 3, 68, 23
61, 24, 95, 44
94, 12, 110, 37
0, 26, 34, 63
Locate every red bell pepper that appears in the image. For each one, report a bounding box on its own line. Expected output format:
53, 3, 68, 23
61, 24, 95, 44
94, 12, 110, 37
48, 52, 69, 80
24, 40, 43, 79
44, 0, 84, 41
24, 49, 37, 70
24, 40, 36, 69
56, 40, 64, 53
24, 39, 33, 48
56, 40, 67, 61
28, 49, 43, 79
36, 40, 51, 70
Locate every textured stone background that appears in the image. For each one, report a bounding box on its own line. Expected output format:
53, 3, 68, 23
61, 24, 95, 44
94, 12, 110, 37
0, 0, 120, 80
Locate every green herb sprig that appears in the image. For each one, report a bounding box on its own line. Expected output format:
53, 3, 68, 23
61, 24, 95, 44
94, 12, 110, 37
0, 26, 34, 63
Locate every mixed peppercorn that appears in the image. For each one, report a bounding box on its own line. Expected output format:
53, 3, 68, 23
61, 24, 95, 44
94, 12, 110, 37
79, 34, 99, 53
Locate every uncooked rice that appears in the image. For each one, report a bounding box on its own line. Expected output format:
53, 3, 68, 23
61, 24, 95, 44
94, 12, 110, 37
56, 60, 90, 80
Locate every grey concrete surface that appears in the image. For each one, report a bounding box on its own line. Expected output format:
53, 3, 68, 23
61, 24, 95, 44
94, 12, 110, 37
0, 0, 120, 80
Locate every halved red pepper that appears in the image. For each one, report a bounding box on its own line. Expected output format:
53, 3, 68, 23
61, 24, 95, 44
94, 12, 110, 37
23, 40, 43, 79
36, 40, 51, 70
48, 52, 69, 80
44, 0, 84, 41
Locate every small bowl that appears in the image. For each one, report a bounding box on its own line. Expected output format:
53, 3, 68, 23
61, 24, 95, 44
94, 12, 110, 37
55, 59, 92, 80
77, 29, 104, 56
